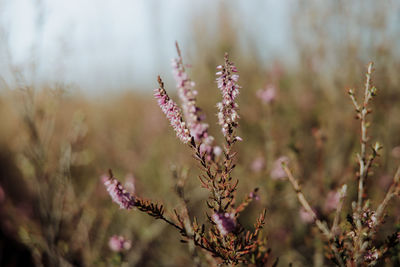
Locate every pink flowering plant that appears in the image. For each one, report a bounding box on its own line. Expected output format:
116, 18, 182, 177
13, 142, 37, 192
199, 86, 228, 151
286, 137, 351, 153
103, 44, 273, 266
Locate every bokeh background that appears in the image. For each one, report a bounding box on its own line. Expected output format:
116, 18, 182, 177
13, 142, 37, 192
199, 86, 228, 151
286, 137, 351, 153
0, 0, 400, 266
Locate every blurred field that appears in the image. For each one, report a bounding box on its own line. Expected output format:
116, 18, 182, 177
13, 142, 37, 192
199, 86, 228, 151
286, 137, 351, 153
1, 1, 400, 266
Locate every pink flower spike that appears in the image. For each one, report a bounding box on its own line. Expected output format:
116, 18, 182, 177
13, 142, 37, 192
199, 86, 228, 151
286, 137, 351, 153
103, 171, 136, 210
155, 76, 191, 144
172, 43, 218, 159
216, 53, 241, 140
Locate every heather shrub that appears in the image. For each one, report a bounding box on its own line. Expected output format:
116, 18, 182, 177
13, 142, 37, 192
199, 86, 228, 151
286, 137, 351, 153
103, 44, 274, 266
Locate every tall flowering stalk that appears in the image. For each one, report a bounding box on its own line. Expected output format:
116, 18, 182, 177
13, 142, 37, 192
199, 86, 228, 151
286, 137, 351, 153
172, 42, 218, 159
216, 53, 241, 142
103, 47, 273, 266
283, 63, 400, 266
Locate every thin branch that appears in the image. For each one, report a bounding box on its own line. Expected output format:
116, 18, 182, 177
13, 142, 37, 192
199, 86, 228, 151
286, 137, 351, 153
356, 62, 374, 213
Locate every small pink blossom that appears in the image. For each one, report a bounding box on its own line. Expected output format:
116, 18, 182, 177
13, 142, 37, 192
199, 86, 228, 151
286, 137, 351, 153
270, 156, 289, 180
256, 84, 276, 104
108, 235, 132, 252
212, 212, 236, 236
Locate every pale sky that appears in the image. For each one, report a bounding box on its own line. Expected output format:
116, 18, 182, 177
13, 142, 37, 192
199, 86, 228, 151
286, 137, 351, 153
0, 0, 293, 93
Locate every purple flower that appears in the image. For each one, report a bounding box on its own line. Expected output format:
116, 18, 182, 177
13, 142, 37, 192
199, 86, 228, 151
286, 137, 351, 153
104, 175, 136, 210
212, 212, 236, 236
270, 156, 289, 180
154, 77, 191, 144
216, 54, 240, 139
108, 235, 132, 252
256, 84, 277, 104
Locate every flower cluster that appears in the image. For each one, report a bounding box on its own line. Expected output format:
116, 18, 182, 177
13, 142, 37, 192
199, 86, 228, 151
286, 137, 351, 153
154, 76, 191, 144
103, 172, 136, 210
216, 53, 240, 140
108, 235, 132, 252
212, 212, 237, 236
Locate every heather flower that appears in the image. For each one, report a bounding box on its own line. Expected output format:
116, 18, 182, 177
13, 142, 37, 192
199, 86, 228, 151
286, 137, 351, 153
108, 235, 132, 252
256, 84, 276, 104
323, 190, 340, 213
270, 156, 289, 180
212, 212, 236, 236
104, 175, 136, 210
216, 53, 240, 139
154, 76, 191, 144
172, 45, 218, 159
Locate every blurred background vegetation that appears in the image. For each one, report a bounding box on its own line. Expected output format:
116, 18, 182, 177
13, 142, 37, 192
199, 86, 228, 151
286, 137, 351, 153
0, 0, 399, 266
